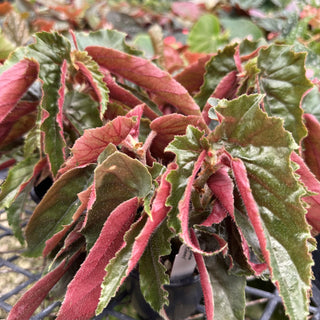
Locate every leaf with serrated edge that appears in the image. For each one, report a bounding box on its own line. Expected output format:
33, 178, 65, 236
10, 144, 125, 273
214, 94, 313, 319
139, 221, 172, 313
25, 164, 95, 257
205, 254, 246, 320
26, 32, 72, 175
57, 198, 139, 320
86, 46, 201, 116
59, 116, 136, 174
258, 44, 312, 144
82, 151, 152, 249
165, 126, 206, 232
75, 29, 142, 55
96, 215, 147, 315
72, 50, 109, 118
128, 164, 174, 273
195, 44, 237, 110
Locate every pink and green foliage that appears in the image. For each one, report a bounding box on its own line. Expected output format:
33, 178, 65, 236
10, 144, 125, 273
1, 27, 320, 320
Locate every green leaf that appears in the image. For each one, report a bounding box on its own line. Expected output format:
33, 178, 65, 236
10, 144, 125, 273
26, 32, 72, 175
0, 155, 38, 208
302, 87, 320, 122
258, 44, 313, 144
0, 30, 15, 60
23, 118, 41, 158
25, 164, 95, 257
206, 254, 246, 320
165, 126, 206, 231
82, 152, 152, 249
96, 215, 147, 315
63, 91, 101, 135
195, 44, 237, 110
292, 41, 320, 79
214, 94, 313, 320
7, 181, 33, 244
220, 18, 264, 41
133, 34, 154, 59
74, 29, 142, 56
72, 50, 109, 118
187, 14, 228, 53
139, 221, 172, 312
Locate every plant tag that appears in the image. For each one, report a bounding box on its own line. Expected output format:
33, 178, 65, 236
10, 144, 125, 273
170, 244, 196, 281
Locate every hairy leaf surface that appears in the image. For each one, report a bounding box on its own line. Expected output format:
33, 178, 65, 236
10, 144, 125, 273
165, 126, 206, 231
139, 221, 172, 313
213, 94, 313, 319
57, 198, 139, 320
25, 164, 95, 256
0, 155, 39, 208
96, 215, 147, 315
86, 46, 201, 116
7, 254, 79, 320
205, 254, 246, 320
258, 45, 312, 144
63, 91, 102, 134
82, 151, 152, 249
72, 50, 109, 118
195, 44, 237, 109
60, 116, 135, 173
0, 58, 38, 124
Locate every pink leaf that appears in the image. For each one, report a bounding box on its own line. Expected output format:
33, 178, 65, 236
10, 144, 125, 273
179, 150, 226, 255
57, 59, 67, 160
74, 59, 106, 118
0, 59, 39, 124
163, 44, 184, 74
127, 164, 175, 274
303, 113, 320, 181
201, 200, 228, 226
150, 113, 206, 158
174, 55, 211, 95
103, 70, 142, 107
59, 116, 136, 174
102, 69, 158, 120
171, 2, 202, 21
126, 104, 144, 139
86, 46, 201, 116
207, 166, 234, 216
7, 256, 78, 320
202, 71, 238, 124
230, 158, 271, 268
190, 229, 214, 320
57, 197, 139, 320
291, 151, 320, 235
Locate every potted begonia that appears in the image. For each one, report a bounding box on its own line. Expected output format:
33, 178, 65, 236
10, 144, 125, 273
0, 27, 320, 320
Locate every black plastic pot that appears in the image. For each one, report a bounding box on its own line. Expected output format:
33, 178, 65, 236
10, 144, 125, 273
126, 271, 203, 320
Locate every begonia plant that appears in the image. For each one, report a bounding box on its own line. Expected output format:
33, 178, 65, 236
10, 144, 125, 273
0, 27, 320, 320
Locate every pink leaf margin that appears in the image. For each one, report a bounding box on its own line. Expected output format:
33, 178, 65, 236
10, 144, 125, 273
0, 59, 39, 124
7, 254, 80, 320
56, 197, 139, 320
